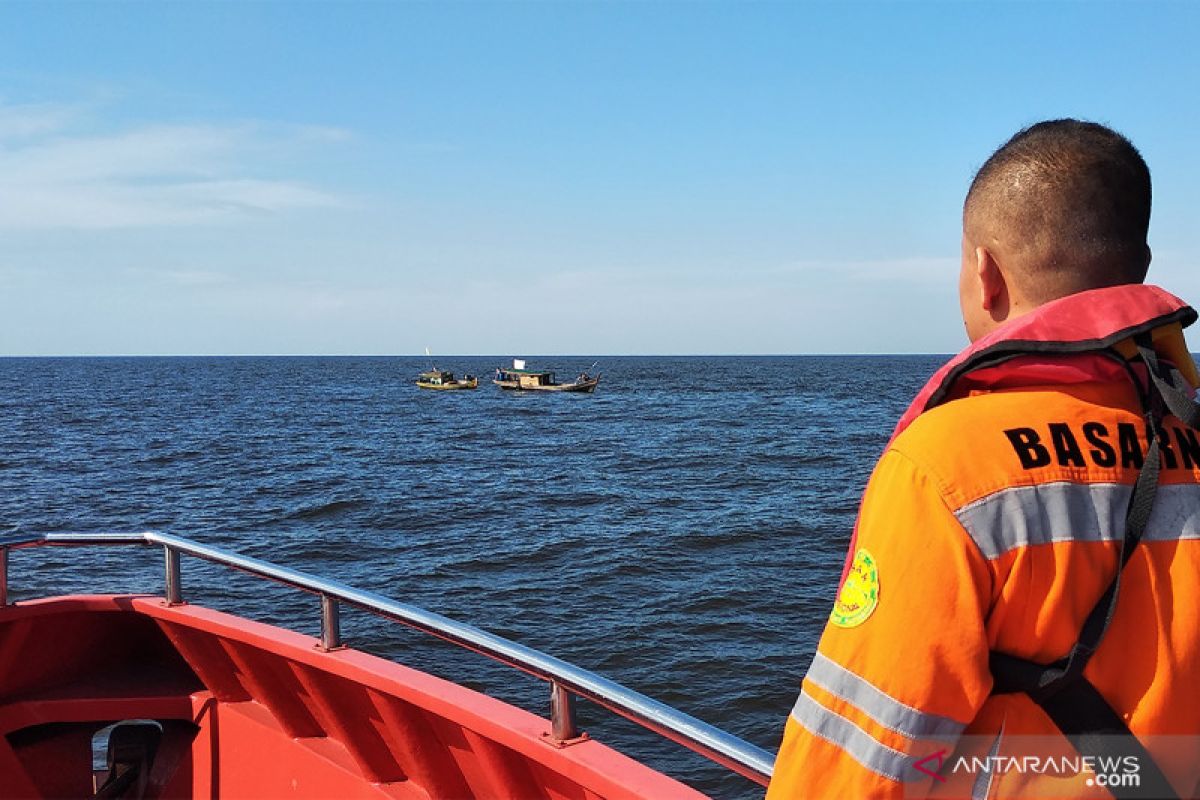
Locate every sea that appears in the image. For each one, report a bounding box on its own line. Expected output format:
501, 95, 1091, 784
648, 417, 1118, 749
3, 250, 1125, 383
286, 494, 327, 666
0, 354, 945, 798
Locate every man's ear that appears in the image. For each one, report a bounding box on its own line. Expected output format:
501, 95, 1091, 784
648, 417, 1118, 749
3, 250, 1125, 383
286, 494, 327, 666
976, 246, 1007, 312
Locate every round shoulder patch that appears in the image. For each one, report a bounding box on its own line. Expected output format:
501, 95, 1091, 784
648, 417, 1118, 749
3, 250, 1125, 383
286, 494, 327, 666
830, 548, 879, 628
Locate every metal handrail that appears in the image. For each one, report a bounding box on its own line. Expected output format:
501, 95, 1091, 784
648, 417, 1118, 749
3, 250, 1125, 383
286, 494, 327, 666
0, 531, 775, 786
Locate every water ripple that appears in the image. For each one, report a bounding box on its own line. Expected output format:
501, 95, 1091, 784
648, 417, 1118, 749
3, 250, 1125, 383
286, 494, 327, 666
0, 354, 940, 798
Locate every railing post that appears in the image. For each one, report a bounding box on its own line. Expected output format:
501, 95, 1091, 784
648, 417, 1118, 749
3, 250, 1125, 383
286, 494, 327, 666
319, 594, 342, 651
550, 681, 580, 741
0, 547, 8, 608
164, 546, 182, 605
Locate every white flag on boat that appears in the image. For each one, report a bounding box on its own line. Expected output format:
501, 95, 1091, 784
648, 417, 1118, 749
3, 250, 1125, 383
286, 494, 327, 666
513, 359, 526, 370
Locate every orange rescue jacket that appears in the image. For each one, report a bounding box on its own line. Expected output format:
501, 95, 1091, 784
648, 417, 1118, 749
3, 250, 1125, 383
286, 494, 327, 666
767, 285, 1200, 799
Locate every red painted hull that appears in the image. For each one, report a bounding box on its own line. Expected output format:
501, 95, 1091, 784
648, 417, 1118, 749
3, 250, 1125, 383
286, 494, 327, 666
0, 595, 704, 799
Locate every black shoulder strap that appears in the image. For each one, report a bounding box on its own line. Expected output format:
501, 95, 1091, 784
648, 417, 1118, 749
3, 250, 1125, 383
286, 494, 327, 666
1136, 337, 1200, 428
989, 333, 1200, 800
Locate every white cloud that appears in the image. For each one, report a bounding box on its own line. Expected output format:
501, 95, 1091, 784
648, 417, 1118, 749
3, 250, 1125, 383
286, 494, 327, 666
124, 267, 234, 287
773, 256, 958, 286
0, 101, 81, 139
0, 103, 346, 230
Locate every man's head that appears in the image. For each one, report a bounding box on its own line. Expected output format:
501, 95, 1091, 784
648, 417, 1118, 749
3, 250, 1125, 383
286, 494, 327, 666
959, 119, 1152, 341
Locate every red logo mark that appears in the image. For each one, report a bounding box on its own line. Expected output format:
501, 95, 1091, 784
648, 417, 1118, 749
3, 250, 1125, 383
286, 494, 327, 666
914, 749, 948, 783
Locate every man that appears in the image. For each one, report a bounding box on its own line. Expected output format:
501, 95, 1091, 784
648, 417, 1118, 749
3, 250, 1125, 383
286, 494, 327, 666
767, 120, 1200, 799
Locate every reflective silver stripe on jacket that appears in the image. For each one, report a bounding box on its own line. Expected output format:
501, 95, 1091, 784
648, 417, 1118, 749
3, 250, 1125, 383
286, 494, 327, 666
791, 689, 924, 783
806, 652, 965, 741
954, 482, 1200, 559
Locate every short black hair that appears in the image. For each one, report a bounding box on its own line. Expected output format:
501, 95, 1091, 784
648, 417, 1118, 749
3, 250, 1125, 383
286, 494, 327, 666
964, 119, 1152, 293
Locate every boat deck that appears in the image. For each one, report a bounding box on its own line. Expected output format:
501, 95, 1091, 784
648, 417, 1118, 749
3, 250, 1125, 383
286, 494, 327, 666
0, 532, 772, 798
1, 595, 696, 798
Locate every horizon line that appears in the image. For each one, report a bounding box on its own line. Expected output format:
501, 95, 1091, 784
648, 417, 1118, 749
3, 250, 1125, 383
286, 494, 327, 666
0, 352, 957, 359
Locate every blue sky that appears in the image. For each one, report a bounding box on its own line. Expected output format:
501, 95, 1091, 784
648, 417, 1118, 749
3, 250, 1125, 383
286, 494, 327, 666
2, 2, 1198, 355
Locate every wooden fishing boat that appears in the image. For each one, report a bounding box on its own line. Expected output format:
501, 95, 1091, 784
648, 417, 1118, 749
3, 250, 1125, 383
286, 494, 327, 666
416, 370, 478, 390
0, 531, 772, 798
493, 360, 600, 393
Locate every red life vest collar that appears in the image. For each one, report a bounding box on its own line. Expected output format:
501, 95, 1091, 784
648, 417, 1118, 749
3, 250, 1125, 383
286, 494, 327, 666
890, 284, 1197, 443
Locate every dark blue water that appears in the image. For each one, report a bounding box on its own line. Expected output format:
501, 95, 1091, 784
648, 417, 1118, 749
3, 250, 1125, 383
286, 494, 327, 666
0, 355, 943, 797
